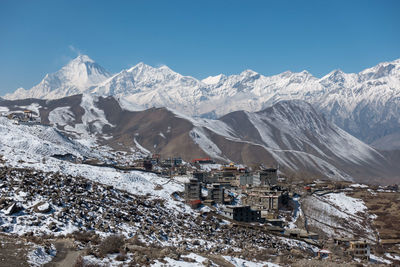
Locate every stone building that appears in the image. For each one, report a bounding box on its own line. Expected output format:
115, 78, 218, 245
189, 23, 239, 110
348, 240, 370, 260
239, 173, 254, 186
242, 187, 288, 212
184, 179, 201, 201
206, 183, 224, 204
260, 168, 277, 186
193, 171, 208, 183
222, 205, 262, 222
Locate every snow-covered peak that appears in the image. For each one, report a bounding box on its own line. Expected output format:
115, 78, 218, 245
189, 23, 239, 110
59, 55, 111, 88
126, 62, 181, 78
127, 62, 151, 72
70, 54, 95, 64
240, 69, 260, 77
4, 55, 111, 100
321, 69, 346, 83
359, 60, 400, 81
202, 74, 227, 85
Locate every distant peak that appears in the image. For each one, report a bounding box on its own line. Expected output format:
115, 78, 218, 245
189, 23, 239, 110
300, 70, 310, 75
393, 58, 400, 64
281, 70, 293, 75
71, 54, 95, 64
331, 69, 344, 75
135, 62, 146, 67
202, 74, 226, 85
321, 69, 346, 81
240, 69, 259, 76
128, 62, 152, 71
158, 64, 170, 70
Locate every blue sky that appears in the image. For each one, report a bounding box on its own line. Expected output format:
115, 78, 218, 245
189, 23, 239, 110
0, 0, 399, 95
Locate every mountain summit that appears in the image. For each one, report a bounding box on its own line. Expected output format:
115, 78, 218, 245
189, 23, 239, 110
4, 55, 111, 100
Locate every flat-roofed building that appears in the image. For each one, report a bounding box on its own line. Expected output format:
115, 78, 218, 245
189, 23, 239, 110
222, 205, 262, 223
184, 179, 201, 201
348, 240, 370, 260
260, 168, 277, 186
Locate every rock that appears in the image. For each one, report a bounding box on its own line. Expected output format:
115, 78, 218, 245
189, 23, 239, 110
33, 202, 51, 213
5, 202, 23, 215
0, 197, 8, 208
202, 259, 212, 266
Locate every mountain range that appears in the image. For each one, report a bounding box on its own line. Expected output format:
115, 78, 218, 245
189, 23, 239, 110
4, 55, 400, 150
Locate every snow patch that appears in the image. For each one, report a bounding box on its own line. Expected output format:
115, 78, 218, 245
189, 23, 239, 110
27, 244, 56, 266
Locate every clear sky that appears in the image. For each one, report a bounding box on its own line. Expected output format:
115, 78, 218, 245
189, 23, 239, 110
0, 0, 399, 95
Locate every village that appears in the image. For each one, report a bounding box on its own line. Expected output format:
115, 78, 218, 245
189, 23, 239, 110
128, 154, 399, 263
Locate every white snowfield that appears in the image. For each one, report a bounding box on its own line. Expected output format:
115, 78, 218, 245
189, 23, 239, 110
323, 192, 367, 216
4, 55, 400, 147
302, 192, 376, 239
84, 253, 280, 267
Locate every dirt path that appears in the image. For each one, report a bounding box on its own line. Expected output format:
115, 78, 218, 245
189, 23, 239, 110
44, 239, 81, 267
0, 234, 30, 267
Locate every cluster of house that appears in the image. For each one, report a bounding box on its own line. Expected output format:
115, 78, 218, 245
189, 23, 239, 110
183, 162, 293, 227
182, 160, 377, 262
133, 155, 187, 174
334, 238, 371, 260
315, 239, 371, 261
2, 110, 40, 124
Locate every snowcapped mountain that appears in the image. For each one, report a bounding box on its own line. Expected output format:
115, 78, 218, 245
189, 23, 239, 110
4, 55, 400, 149
4, 55, 111, 100
1, 95, 398, 183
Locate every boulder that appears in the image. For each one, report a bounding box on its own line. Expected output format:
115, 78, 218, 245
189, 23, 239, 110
5, 202, 23, 215
33, 202, 52, 213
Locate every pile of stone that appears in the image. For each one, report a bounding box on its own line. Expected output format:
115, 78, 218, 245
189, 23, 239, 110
0, 166, 312, 262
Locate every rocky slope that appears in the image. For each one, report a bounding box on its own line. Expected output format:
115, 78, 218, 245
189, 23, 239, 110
4, 56, 400, 150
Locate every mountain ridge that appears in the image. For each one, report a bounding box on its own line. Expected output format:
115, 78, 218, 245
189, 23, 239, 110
4, 55, 400, 150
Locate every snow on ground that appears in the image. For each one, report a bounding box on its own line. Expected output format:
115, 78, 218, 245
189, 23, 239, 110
27, 244, 56, 267
84, 253, 134, 267
350, 183, 369, 188
385, 253, 400, 261
116, 96, 145, 112
0, 117, 101, 160
302, 193, 375, 239
48, 106, 75, 127
152, 253, 209, 267
80, 94, 114, 133
323, 192, 367, 216
61, 94, 114, 141
370, 254, 392, 264
0, 116, 191, 214
134, 138, 151, 155
223, 256, 280, 267
173, 175, 191, 184
277, 236, 319, 254
20, 103, 41, 114
199, 163, 222, 171
287, 195, 302, 229
190, 127, 229, 162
